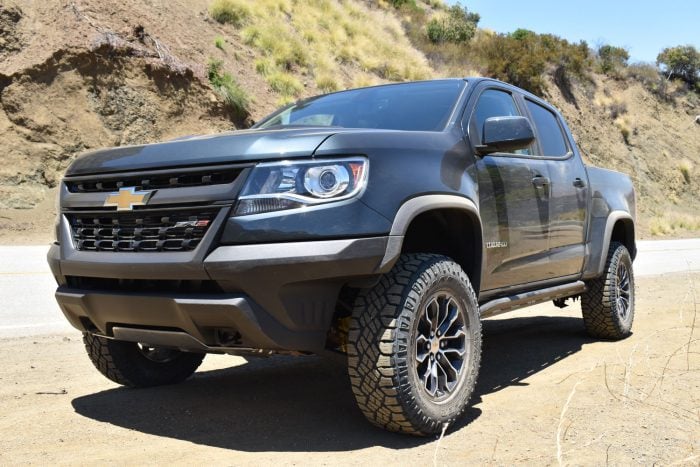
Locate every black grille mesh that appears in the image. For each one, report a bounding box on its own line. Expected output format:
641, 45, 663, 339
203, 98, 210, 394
65, 168, 242, 193
67, 209, 219, 252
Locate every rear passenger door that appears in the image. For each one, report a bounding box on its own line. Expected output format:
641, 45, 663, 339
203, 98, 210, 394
465, 87, 553, 291
521, 97, 588, 277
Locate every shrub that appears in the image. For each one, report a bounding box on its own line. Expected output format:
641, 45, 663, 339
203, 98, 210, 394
426, 4, 480, 44
679, 159, 692, 184
207, 59, 250, 118
626, 62, 674, 99
214, 36, 225, 50
657, 45, 700, 86
209, 0, 250, 27
316, 75, 339, 93
267, 71, 303, 97
614, 117, 631, 145
597, 44, 629, 77
388, 0, 416, 8
479, 31, 590, 96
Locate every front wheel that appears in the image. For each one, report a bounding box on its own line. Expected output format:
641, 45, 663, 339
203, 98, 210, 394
581, 242, 635, 339
347, 254, 482, 435
83, 332, 205, 388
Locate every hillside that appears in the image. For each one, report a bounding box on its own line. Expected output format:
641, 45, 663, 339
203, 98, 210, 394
0, 0, 698, 243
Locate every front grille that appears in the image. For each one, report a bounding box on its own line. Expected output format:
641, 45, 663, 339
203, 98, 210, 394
65, 167, 243, 193
67, 208, 219, 252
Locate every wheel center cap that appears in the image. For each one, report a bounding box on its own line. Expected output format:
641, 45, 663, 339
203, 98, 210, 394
431, 339, 440, 354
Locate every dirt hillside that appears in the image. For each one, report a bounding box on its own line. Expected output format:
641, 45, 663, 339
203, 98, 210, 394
0, 0, 699, 242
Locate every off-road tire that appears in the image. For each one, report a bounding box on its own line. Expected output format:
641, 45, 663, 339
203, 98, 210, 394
83, 332, 205, 388
347, 253, 482, 436
581, 242, 635, 339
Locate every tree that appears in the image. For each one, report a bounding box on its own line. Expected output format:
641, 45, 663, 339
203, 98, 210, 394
657, 45, 700, 86
426, 4, 480, 44
598, 44, 630, 75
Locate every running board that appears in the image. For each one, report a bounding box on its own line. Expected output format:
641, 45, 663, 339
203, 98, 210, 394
479, 281, 586, 319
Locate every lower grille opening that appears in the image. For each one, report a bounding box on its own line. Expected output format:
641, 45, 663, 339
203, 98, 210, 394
66, 276, 224, 294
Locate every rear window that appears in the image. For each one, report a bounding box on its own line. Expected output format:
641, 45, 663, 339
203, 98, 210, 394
255, 80, 465, 132
525, 100, 569, 157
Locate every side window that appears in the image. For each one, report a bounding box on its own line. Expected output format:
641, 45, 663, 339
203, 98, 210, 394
469, 89, 530, 155
525, 100, 569, 157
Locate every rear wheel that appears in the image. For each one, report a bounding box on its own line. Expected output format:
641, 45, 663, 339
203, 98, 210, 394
581, 242, 635, 339
347, 253, 481, 435
83, 332, 204, 387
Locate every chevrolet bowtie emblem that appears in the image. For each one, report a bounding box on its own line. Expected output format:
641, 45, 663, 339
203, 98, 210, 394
104, 187, 155, 211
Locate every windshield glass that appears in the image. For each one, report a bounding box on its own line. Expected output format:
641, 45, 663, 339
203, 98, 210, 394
255, 80, 465, 132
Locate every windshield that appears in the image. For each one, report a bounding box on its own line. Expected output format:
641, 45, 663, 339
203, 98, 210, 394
255, 80, 465, 132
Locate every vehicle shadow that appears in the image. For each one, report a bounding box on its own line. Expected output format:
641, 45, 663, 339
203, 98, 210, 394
72, 314, 593, 451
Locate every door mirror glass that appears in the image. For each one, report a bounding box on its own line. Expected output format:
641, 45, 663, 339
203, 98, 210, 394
477, 116, 535, 155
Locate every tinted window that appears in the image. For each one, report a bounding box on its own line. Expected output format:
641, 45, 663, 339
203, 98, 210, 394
470, 89, 530, 155
472, 89, 520, 141
255, 80, 465, 132
525, 100, 568, 157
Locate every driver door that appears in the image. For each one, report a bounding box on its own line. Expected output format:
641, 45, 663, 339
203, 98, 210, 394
466, 87, 552, 292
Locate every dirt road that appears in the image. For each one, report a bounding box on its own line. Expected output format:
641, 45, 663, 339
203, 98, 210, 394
1, 273, 698, 465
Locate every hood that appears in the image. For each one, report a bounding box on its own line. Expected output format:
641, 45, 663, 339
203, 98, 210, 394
65, 128, 338, 176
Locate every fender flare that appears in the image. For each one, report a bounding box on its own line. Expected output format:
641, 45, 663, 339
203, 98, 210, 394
596, 210, 635, 274
377, 195, 483, 275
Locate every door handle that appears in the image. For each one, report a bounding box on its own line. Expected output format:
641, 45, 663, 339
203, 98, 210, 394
573, 178, 586, 188
532, 175, 550, 188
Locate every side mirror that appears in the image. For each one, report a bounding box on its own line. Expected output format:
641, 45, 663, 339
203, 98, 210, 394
476, 116, 535, 155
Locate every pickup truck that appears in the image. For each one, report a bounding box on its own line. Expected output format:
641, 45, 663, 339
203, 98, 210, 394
48, 78, 636, 436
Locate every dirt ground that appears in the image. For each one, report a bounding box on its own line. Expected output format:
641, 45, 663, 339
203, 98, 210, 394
0, 273, 698, 466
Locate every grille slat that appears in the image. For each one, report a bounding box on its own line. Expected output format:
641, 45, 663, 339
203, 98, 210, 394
65, 168, 243, 193
68, 209, 218, 252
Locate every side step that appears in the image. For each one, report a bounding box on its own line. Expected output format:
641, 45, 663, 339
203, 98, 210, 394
479, 281, 586, 319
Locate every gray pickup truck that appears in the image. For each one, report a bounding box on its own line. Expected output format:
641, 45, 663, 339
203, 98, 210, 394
48, 78, 636, 435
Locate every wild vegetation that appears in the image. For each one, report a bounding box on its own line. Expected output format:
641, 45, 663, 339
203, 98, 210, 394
207, 59, 250, 120
208, 0, 431, 104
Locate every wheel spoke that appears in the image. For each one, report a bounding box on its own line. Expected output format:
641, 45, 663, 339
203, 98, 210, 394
416, 335, 430, 363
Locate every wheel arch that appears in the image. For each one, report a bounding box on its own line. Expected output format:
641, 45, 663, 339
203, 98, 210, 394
596, 211, 636, 275
379, 195, 484, 294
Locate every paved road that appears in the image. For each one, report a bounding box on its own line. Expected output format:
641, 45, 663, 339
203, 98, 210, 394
1, 239, 699, 339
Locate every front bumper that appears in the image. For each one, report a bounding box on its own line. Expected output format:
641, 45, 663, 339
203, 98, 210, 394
49, 236, 398, 352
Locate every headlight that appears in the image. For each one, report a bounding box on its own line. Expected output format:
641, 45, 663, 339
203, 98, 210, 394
234, 157, 368, 216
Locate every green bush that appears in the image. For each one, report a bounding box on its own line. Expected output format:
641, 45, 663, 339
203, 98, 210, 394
426, 4, 479, 44
207, 59, 250, 118
657, 45, 700, 86
626, 62, 673, 99
214, 36, 225, 50
267, 72, 303, 97
388, 0, 416, 8
480, 32, 590, 95
597, 44, 629, 76
209, 0, 250, 27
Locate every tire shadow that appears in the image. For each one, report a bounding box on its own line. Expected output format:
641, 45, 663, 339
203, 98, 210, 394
72, 315, 592, 451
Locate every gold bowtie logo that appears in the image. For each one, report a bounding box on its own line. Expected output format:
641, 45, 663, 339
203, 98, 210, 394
104, 187, 154, 211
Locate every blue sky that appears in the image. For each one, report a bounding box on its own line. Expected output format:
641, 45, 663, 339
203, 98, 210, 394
446, 1, 700, 63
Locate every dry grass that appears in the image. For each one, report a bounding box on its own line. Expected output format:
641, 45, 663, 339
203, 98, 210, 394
595, 94, 628, 119
650, 214, 700, 236
679, 159, 693, 184
209, 0, 432, 99
614, 116, 631, 145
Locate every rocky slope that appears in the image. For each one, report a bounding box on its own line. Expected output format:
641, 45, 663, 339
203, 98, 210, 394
0, 0, 698, 242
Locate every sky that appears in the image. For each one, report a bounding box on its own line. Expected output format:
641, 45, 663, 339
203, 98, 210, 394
446, 1, 700, 63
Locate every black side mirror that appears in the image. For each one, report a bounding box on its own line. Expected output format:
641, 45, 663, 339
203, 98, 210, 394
476, 116, 535, 155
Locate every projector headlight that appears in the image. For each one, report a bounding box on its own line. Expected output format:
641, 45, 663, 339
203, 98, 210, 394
234, 157, 368, 216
